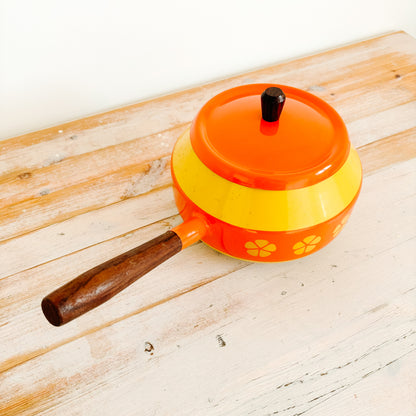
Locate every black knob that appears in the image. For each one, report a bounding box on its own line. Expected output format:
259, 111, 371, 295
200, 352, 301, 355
261, 87, 286, 122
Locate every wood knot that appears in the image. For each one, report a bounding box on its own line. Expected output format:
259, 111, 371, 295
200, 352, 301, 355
144, 341, 154, 355
18, 172, 32, 180
216, 335, 226, 347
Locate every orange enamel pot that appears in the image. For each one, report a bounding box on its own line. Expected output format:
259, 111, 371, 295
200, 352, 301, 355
42, 84, 362, 326
170, 84, 362, 261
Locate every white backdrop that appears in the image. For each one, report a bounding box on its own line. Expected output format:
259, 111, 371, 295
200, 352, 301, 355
1, 0, 415, 139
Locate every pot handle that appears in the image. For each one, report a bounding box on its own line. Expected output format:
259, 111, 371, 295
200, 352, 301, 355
41, 217, 207, 326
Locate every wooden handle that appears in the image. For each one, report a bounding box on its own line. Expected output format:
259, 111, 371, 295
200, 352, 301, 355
41, 231, 182, 326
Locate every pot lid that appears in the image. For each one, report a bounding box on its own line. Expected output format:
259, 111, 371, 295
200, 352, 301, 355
190, 83, 350, 190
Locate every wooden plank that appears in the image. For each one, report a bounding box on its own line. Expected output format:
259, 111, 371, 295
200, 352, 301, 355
0, 158, 414, 415
358, 127, 416, 174
347, 101, 416, 148
0, 126, 182, 208
0, 156, 172, 242
300, 352, 416, 416
0, 187, 177, 280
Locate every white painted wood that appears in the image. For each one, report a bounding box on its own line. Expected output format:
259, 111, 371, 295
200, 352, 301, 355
347, 101, 416, 148
1, 158, 415, 415
0, 33, 415, 416
0, 187, 177, 278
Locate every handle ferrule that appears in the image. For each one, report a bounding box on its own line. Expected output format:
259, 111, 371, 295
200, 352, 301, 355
172, 217, 208, 249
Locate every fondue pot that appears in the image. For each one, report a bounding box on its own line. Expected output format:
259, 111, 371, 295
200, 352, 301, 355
42, 84, 362, 326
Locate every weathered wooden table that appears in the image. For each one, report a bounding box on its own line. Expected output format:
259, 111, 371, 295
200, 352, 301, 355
1, 31, 415, 415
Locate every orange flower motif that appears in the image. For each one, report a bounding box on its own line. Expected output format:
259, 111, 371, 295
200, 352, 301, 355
293, 235, 321, 255
245, 240, 277, 257
333, 215, 350, 237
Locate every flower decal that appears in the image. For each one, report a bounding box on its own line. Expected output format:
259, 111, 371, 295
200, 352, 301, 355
333, 214, 350, 237
293, 235, 321, 255
245, 240, 277, 257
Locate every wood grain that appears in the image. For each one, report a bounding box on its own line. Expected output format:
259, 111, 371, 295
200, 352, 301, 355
0, 31, 415, 416
42, 230, 182, 326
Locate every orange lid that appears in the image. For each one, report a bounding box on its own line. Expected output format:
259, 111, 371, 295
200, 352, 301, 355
190, 84, 350, 190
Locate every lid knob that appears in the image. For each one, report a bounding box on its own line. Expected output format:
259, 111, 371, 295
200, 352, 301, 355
261, 87, 286, 122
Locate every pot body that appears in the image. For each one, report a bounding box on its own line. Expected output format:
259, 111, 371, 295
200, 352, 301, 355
171, 129, 362, 262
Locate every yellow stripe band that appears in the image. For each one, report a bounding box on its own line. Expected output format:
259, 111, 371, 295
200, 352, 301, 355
172, 130, 362, 231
